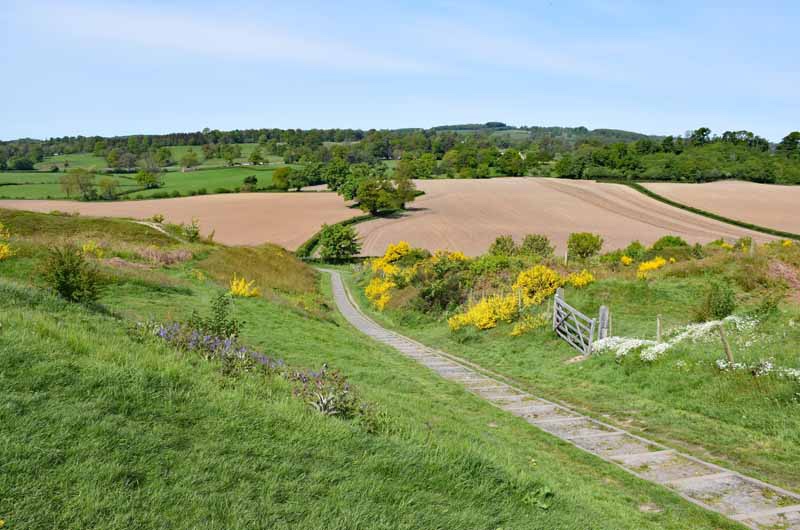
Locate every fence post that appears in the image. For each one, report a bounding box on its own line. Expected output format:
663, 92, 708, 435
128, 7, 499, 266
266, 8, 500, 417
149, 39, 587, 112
598, 306, 609, 340
564, 249, 569, 266
656, 315, 663, 343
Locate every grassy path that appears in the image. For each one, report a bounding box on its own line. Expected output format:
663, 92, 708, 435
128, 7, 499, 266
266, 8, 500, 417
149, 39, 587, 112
321, 268, 800, 530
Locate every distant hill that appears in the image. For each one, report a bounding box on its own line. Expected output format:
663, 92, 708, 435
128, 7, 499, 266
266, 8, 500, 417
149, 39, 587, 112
430, 122, 660, 144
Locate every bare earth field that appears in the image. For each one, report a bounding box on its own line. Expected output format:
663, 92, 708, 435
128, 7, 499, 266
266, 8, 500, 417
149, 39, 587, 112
0, 179, 774, 253
0, 193, 355, 249
356, 178, 773, 255
643, 180, 800, 235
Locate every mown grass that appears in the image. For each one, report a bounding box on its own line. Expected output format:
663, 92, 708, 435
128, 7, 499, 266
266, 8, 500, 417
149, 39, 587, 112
343, 250, 800, 492
0, 210, 743, 529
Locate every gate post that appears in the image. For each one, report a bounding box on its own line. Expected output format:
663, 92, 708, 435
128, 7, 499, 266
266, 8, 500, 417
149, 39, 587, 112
598, 306, 609, 340
552, 288, 563, 330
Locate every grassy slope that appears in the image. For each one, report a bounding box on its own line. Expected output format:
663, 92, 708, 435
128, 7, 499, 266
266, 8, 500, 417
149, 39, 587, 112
343, 260, 800, 492
0, 213, 740, 529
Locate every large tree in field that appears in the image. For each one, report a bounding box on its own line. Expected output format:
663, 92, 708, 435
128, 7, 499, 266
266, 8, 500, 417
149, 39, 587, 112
180, 148, 200, 170
778, 132, 800, 159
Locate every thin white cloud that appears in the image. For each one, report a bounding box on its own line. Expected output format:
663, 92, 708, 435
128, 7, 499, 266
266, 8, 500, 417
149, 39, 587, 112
28, 0, 431, 73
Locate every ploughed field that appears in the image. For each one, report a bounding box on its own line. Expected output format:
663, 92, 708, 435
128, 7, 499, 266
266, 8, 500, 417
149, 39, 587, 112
356, 178, 773, 255
0, 193, 355, 249
643, 180, 800, 235
0, 178, 772, 253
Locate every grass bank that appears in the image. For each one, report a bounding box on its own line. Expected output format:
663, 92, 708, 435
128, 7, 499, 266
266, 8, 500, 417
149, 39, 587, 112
0, 210, 740, 529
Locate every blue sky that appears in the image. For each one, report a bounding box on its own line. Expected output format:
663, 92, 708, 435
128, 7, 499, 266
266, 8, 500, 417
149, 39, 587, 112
2, 0, 798, 141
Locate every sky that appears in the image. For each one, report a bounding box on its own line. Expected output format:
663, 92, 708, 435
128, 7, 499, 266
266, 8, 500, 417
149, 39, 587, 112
2, 0, 798, 141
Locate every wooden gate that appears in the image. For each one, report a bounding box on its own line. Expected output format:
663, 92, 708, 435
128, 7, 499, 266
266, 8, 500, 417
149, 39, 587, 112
552, 288, 608, 356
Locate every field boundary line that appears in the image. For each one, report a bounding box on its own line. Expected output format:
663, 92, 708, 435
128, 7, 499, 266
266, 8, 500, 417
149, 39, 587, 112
320, 267, 800, 530
616, 180, 800, 241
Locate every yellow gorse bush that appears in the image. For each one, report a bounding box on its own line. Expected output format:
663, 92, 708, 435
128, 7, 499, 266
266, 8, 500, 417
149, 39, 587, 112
783, 240, 794, 248
430, 249, 469, 263
566, 269, 595, 288
720, 241, 734, 251
637, 256, 667, 279
448, 294, 518, 331
0, 222, 10, 240
620, 255, 633, 266
229, 274, 261, 297
513, 265, 563, 306
0, 243, 14, 261
81, 240, 105, 258
510, 313, 549, 337
371, 241, 411, 276
365, 277, 396, 311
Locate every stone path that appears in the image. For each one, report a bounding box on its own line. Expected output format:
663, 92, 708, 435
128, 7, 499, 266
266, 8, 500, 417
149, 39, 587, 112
321, 268, 800, 530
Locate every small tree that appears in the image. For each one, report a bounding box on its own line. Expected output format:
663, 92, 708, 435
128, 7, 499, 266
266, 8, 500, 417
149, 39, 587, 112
393, 174, 417, 209
65, 168, 97, 200
272, 166, 291, 191
242, 175, 258, 192
98, 177, 120, 200
355, 177, 396, 215
288, 170, 308, 191
180, 148, 200, 170
248, 146, 264, 165
567, 232, 603, 259
318, 224, 361, 262
489, 235, 517, 256
155, 147, 173, 166
41, 244, 101, 303
519, 234, 554, 258
135, 169, 163, 189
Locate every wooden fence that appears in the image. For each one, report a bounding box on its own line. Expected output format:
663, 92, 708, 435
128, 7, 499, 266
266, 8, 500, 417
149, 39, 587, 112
552, 288, 609, 356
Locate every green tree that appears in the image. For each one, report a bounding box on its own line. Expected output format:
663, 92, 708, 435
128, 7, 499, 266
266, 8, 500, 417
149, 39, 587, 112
180, 148, 200, 170
92, 140, 107, 157
288, 170, 308, 191
155, 147, 173, 166
248, 146, 264, 165
106, 148, 121, 169
323, 159, 351, 191
393, 174, 417, 209
272, 166, 291, 190
98, 177, 120, 200
135, 169, 163, 189
355, 177, 396, 214
519, 234, 554, 257
489, 235, 517, 256
567, 232, 603, 259
778, 132, 800, 159
318, 223, 362, 262
497, 148, 525, 176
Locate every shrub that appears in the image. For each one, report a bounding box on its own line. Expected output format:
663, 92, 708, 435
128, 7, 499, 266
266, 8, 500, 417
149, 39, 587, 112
651, 235, 689, 251
41, 244, 102, 303
448, 294, 518, 331
519, 234, 553, 258
510, 313, 549, 337
182, 218, 201, 242
365, 277, 396, 310
81, 240, 105, 258
637, 256, 667, 279
0, 243, 14, 261
318, 223, 361, 262
567, 232, 603, 259
489, 235, 517, 256
623, 241, 647, 260
187, 292, 241, 338
513, 265, 563, 306
695, 280, 737, 321
150, 213, 165, 223
620, 255, 633, 266
288, 365, 368, 419
470, 254, 515, 275
416, 274, 466, 312
566, 269, 595, 288
229, 274, 261, 297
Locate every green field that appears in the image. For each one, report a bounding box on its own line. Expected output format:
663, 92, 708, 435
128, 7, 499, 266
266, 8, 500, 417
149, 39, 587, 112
345, 241, 800, 493
0, 209, 741, 529
34, 152, 109, 171
0, 166, 293, 200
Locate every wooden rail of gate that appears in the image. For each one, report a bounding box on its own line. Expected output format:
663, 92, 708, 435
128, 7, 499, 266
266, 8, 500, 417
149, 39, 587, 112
552, 288, 609, 356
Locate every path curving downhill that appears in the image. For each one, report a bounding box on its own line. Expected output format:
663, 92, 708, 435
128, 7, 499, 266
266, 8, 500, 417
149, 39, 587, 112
321, 268, 800, 530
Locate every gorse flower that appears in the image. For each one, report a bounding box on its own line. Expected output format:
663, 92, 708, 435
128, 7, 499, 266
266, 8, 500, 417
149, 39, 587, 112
371, 241, 411, 276
783, 240, 794, 248
513, 265, 562, 306
620, 255, 633, 266
448, 294, 518, 331
510, 313, 549, 337
637, 256, 667, 279
566, 269, 595, 288
81, 240, 105, 258
365, 277, 396, 310
0, 243, 14, 261
229, 274, 260, 297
